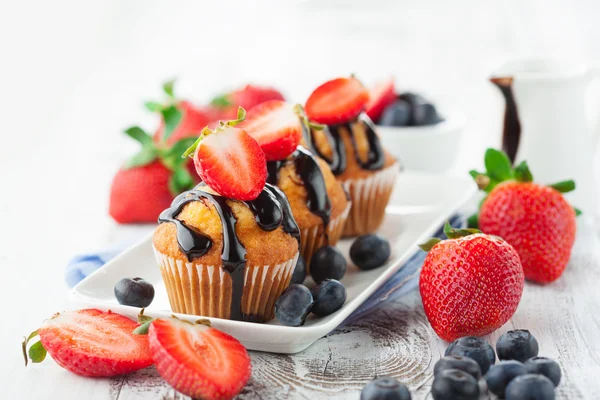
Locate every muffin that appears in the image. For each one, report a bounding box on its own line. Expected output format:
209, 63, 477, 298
267, 145, 350, 272
305, 77, 399, 236
153, 183, 300, 322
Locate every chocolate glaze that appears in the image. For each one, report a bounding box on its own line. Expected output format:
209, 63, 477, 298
491, 77, 521, 164
158, 183, 299, 321
306, 114, 385, 175
266, 146, 332, 228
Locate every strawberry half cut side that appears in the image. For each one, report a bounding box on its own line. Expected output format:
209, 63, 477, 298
365, 78, 396, 123
305, 77, 370, 125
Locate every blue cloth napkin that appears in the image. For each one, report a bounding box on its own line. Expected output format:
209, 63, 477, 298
66, 215, 464, 318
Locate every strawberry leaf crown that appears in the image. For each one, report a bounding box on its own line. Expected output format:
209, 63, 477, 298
182, 107, 247, 158
133, 309, 211, 335
468, 148, 580, 227
418, 221, 481, 252
144, 79, 183, 142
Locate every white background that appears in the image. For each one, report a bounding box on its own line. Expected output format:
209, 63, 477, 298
1, 0, 600, 397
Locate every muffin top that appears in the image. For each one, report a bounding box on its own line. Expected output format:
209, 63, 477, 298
153, 184, 299, 267
308, 115, 397, 181
269, 148, 349, 230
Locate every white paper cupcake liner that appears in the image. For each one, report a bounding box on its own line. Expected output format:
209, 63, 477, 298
154, 247, 298, 322
341, 162, 399, 237
301, 202, 351, 273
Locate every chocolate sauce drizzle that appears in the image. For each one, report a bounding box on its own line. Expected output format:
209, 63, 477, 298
305, 114, 385, 175
267, 146, 332, 227
158, 183, 299, 321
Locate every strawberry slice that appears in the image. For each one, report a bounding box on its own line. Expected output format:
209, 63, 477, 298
365, 78, 396, 122
238, 100, 303, 161
149, 318, 251, 400
23, 309, 152, 377
305, 77, 370, 124
183, 107, 267, 200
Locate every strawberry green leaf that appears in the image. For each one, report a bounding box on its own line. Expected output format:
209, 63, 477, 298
28, 341, 47, 364
133, 320, 153, 335
162, 79, 176, 98
124, 126, 153, 146
210, 94, 231, 108
484, 148, 513, 181
467, 213, 479, 229
226, 107, 246, 127
125, 147, 158, 169
514, 161, 533, 182
574, 207, 582, 216
418, 238, 441, 252
137, 309, 154, 324
22, 330, 40, 366
144, 101, 164, 112
167, 137, 198, 162
161, 105, 183, 141
182, 135, 203, 158
443, 221, 481, 239
169, 166, 195, 195
549, 180, 576, 193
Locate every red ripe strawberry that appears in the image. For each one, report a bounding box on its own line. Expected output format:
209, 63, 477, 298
365, 78, 396, 122
148, 318, 251, 400
109, 126, 198, 223
472, 149, 577, 283
419, 224, 525, 342
183, 108, 267, 201
305, 77, 370, 124
22, 309, 152, 377
238, 100, 303, 161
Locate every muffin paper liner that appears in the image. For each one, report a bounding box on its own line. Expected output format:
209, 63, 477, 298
341, 163, 399, 237
301, 202, 351, 274
154, 248, 298, 323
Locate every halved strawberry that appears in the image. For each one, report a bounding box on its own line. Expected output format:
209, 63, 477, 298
365, 78, 396, 122
183, 108, 267, 200
149, 318, 251, 400
305, 77, 370, 124
22, 309, 152, 377
238, 100, 303, 161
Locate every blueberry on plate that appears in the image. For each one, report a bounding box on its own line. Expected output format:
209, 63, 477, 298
379, 100, 411, 127
431, 369, 479, 400
114, 277, 155, 308
311, 279, 347, 317
275, 284, 313, 326
433, 356, 481, 380
445, 336, 496, 374
290, 255, 306, 284
398, 92, 426, 108
360, 377, 411, 400
505, 374, 555, 400
524, 357, 561, 387
413, 103, 443, 126
350, 234, 391, 270
485, 360, 528, 398
310, 246, 347, 283
496, 329, 539, 362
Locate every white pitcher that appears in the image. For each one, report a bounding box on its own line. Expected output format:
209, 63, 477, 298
491, 59, 600, 217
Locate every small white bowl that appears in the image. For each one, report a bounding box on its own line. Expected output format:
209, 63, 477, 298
377, 111, 465, 172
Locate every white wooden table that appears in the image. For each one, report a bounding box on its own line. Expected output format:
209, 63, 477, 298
3, 0, 600, 398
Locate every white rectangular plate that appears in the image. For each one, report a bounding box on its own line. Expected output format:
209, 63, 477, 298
70, 171, 476, 354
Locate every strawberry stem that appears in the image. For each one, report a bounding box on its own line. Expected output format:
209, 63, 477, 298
22, 330, 46, 366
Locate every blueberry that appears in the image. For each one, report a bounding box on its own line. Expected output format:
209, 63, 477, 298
497, 329, 539, 362
360, 377, 411, 400
114, 277, 155, 307
445, 336, 496, 374
431, 369, 479, 400
434, 356, 481, 380
310, 246, 347, 283
350, 234, 391, 270
524, 357, 561, 387
398, 92, 426, 108
485, 360, 528, 397
311, 279, 347, 317
505, 374, 555, 400
413, 103, 443, 126
290, 256, 306, 284
379, 100, 411, 127
275, 284, 313, 326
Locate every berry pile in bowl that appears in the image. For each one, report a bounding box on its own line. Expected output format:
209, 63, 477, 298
366, 78, 465, 173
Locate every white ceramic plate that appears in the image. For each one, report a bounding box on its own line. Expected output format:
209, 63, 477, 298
69, 171, 476, 354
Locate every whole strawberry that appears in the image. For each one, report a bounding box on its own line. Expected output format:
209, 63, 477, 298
470, 149, 577, 283
419, 223, 525, 342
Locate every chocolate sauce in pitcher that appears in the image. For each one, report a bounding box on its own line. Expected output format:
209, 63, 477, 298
490, 77, 521, 164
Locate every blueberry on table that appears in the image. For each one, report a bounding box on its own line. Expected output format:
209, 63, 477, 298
485, 360, 528, 398
114, 277, 155, 308
444, 336, 496, 374
379, 100, 411, 127
431, 369, 479, 400
275, 284, 313, 326
350, 234, 391, 270
310, 246, 347, 283
524, 357, 561, 387
290, 255, 306, 284
496, 329, 539, 362
433, 355, 481, 380
413, 103, 443, 126
360, 377, 411, 400
505, 374, 556, 400
311, 279, 347, 317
